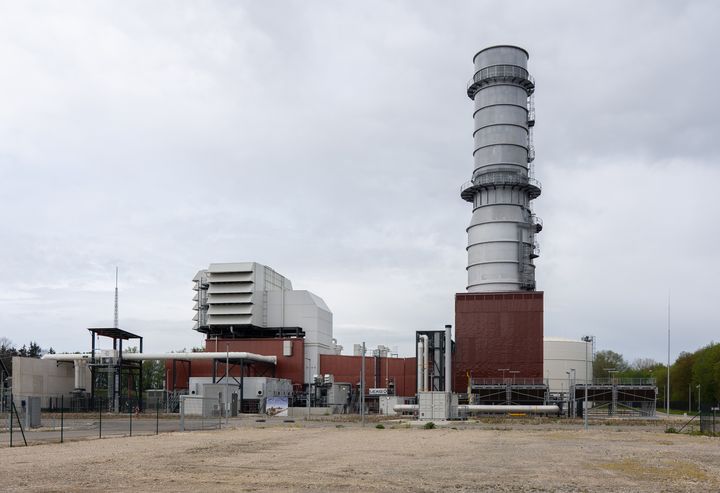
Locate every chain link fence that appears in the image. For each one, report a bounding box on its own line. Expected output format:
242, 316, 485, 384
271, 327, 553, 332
0, 393, 224, 448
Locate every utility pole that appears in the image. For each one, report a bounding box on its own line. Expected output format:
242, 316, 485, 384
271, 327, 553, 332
225, 344, 229, 425
304, 357, 311, 418
581, 335, 594, 430
666, 290, 671, 417
113, 267, 119, 328
361, 342, 366, 427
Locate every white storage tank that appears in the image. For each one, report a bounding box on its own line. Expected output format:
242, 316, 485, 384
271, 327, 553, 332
543, 337, 593, 394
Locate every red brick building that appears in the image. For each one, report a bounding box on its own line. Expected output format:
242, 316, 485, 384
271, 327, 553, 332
452, 291, 544, 392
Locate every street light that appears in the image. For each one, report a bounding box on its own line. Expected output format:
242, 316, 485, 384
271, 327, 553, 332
581, 335, 594, 431
225, 343, 229, 425
497, 368, 510, 383
565, 369, 576, 417
361, 342, 366, 427
606, 369, 619, 416
508, 370, 520, 385
304, 357, 312, 418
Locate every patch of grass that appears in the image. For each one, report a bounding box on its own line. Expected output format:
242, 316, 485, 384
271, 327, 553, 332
375, 424, 385, 429
665, 427, 678, 434
423, 422, 436, 430
602, 458, 709, 482
335, 424, 344, 428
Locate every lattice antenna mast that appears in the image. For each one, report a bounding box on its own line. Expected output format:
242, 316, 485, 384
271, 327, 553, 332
113, 267, 119, 328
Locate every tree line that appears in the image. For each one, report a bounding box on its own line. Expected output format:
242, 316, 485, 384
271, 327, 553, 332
593, 342, 720, 410
1, 338, 53, 377
1, 339, 166, 391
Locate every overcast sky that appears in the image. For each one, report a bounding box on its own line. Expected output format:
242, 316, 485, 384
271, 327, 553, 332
1, 1, 718, 364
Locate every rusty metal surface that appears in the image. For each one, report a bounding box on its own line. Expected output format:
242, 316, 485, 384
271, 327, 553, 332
453, 291, 544, 392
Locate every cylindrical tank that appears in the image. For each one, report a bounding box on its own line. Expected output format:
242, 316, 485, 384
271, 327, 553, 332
543, 337, 593, 394
462, 45, 541, 292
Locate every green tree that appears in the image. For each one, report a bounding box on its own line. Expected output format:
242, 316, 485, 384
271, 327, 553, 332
593, 350, 629, 379
28, 341, 42, 358
670, 351, 695, 403
142, 360, 166, 390
0, 338, 16, 377
692, 342, 720, 406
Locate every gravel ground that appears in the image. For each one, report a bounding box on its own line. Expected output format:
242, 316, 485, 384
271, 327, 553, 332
1, 421, 718, 492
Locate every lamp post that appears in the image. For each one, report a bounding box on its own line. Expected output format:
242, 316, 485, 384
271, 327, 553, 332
509, 370, 520, 385
565, 369, 575, 417
304, 357, 311, 418
361, 342, 366, 427
581, 335, 594, 430
225, 343, 229, 425
607, 369, 619, 416
498, 368, 509, 384
697, 384, 701, 413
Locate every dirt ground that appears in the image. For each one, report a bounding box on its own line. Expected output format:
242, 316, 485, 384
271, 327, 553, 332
1, 420, 719, 492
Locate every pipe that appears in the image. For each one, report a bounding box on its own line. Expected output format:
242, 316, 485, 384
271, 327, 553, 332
392, 404, 560, 414
416, 340, 424, 394
444, 325, 452, 392
459, 405, 560, 414
42, 351, 277, 365
74, 359, 88, 391
421, 334, 429, 392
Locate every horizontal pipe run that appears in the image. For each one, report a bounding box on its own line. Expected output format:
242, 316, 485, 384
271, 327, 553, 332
459, 405, 559, 414
42, 351, 277, 365
392, 404, 560, 414
394, 404, 419, 412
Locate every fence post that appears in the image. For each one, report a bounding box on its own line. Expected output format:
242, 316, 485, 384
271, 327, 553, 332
179, 397, 185, 432
60, 395, 64, 444
98, 401, 102, 439
129, 407, 132, 437
156, 399, 159, 435
8, 396, 12, 447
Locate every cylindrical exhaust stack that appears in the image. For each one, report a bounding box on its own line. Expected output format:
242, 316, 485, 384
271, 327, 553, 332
461, 45, 542, 292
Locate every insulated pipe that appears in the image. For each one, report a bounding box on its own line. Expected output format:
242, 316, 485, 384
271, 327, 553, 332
394, 404, 419, 413
416, 341, 424, 394
42, 351, 277, 365
74, 359, 87, 390
421, 335, 429, 392
444, 325, 452, 392
459, 405, 560, 414
392, 404, 560, 414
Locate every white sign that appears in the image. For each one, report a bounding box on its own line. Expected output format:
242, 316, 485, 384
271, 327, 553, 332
369, 388, 388, 396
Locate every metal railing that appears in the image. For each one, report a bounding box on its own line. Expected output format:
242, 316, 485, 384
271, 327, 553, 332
527, 95, 535, 126
582, 378, 657, 386
461, 172, 542, 200
471, 378, 546, 386
531, 214, 543, 232
467, 65, 535, 97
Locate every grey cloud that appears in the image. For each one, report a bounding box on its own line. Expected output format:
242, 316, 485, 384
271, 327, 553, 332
0, 1, 717, 361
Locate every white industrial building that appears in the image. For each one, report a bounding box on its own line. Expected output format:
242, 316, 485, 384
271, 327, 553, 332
193, 262, 341, 383
10, 357, 92, 408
